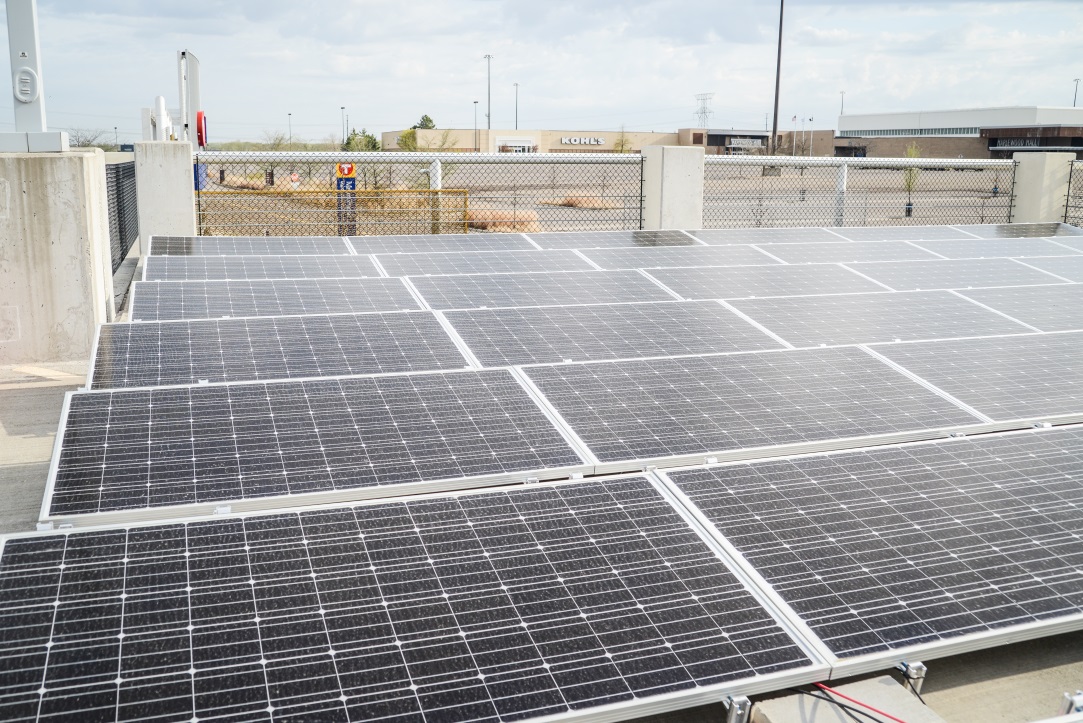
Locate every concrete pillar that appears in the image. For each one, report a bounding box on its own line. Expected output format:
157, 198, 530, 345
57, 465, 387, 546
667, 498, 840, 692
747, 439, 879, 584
134, 141, 195, 252
642, 145, 705, 230
1010, 152, 1075, 223
0, 149, 113, 363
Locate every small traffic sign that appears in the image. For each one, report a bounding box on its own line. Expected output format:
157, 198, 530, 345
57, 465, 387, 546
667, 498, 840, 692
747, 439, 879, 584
335, 162, 356, 178
336, 177, 357, 191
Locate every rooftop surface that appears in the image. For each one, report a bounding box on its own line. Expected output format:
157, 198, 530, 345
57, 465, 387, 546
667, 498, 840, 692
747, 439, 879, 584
1, 223, 1081, 723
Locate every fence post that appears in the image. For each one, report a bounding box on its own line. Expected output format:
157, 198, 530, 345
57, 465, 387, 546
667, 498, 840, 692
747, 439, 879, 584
834, 163, 848, 227
0, 148, 113, 363
1009, 152, 1075, 223
134, 141, 196, 249
641, 146, 704, 230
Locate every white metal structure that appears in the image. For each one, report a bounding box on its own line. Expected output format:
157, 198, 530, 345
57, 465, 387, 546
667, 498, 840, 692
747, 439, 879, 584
177, 49, 202, 145
1, 0, 67, 151
839, 106, 1083, 138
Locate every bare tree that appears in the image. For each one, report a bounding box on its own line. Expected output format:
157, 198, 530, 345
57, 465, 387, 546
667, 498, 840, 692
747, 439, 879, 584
67, 128, 115, 150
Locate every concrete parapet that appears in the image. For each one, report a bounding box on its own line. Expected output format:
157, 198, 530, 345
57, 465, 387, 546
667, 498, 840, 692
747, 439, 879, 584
0, 149, 112, 363
1010, 152, 1075, 223
642, 145, 705, 230
134, 141, 195, 253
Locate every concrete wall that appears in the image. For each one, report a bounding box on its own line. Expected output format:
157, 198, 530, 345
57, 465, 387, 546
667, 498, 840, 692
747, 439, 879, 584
0, 149, 113, 363
642, 145, 704, 230
1010, 151, 1075, 223
135, 141, 195, 251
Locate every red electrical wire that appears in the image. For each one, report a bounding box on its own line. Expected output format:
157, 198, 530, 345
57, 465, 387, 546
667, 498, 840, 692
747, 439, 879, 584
814, 682, 909, 723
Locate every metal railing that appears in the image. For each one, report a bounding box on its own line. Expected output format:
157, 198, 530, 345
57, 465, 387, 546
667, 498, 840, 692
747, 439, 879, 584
703, 156, 1016, 228
193, 151, 644, 235
105, 162, 139, 272
1067, 161, 1083, 227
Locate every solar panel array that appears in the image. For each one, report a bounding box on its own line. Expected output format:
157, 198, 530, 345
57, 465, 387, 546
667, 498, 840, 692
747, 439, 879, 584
5, 224, 1083, 723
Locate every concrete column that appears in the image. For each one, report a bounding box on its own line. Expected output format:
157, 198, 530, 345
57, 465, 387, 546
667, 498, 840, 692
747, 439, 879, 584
0, 149, 113, 363
134, 141, 195, 252
642, 145, 705, 230
1010, 152, 1075, 223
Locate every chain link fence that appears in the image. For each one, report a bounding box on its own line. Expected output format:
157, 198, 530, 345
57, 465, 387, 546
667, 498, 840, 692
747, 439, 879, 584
105, 161, 139, 273
1067, 161, 1083, 227
703, 156, 1016, 228
194, 151, 643, 235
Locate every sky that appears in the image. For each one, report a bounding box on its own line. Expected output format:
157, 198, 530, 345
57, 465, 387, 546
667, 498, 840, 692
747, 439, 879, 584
1, 0, 1081, 143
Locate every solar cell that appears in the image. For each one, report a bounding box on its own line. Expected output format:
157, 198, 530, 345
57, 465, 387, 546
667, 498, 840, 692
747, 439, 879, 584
523, 347, 981, 465
667, 426, 1083, 658
954, 223, 1083, 238
1015, 256, 1083, 283
909, 239, 1083, 259
956, 284, 1083, 332
842, 258, 1068, 291
728, 291, 1031, 347
129, 279, 420, 322
528, 230, 699, 249
149, 236, 352, 256
644, 265, 887, 300
832, 226, 973, 241
143, 255, 381, 281
443, 301, 784, 366
688, 228, 843, 245
348, 234, 536, 254
90, 312, 471, 389
1035, 237, 1083, 255
407, 270, 676, 311
0, 477, 817, 722
376, 250, 595, 277
47, 370, 586, 518
579, 246, 780, 270
871, 332, 1083, 421
753, 241, 940, 264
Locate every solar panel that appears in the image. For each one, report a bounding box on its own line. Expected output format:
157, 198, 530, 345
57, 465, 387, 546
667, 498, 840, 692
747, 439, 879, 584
871, 332, 1083, 421
407, 270, 677, 311
376, 250, 595, 277
0, 477, 819, 722
956, 284, 1083, 332
348, 234, 536, 254
1051, 237, 1083, 253
909, 239, 1083, 259
1016, 256, 1083, 283
728, 291, 1031, 347
47, 370, 587, 519
954, 223, 1083, 238
528, 230, 699, 249
644, 264, 887, 300
579, 246, 780, 270
833, 226, 973, 242
443, 301, 785, 367
149, 236, 353, 256
129, 279, 420, 322
666, 426, 1083, 659
843, 258, 1069, 291
753, 241, 940, 264
522, 347, 982, 465
143, 255, 381, 281
90, 312, 472, 389
688, 228, 844, 245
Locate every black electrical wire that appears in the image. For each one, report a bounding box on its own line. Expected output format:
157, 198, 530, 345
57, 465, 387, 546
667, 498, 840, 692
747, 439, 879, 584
901, 675, 927, 706
787, 688, 887, 723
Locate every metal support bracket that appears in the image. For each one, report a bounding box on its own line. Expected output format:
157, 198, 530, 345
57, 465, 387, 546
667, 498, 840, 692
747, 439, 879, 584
723, 695, 751, 723
897, 661, 928, 695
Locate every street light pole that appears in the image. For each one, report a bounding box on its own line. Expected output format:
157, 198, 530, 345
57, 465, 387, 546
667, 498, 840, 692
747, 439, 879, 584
769, 0, 784, 155
1075, 79, 1081, 108
514, 82, 519, 130
340, 106, 346, 144
483, 54, 493, 130
114, 126, 118, 147
473, 101, 479, 152
840, 91, 845, 115
288, 113, 292, 150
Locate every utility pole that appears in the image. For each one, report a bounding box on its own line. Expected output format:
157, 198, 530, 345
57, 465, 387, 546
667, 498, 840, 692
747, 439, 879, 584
473, 100, 479, 152
484, 54, 493, 130
340, 106, 346, 144
840, 91, 845, 115
287, 113, 292, 150
1075, 79, 1081, 108
514, 82, 519, 130
769, 0, 784, 155
114, 126, 118, 146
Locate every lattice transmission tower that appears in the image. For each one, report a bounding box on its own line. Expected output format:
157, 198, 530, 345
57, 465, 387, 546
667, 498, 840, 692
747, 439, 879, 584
694, 93, 714, 128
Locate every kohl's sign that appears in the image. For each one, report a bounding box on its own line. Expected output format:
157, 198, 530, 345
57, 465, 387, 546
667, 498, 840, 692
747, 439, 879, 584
561, 137, 607, 145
